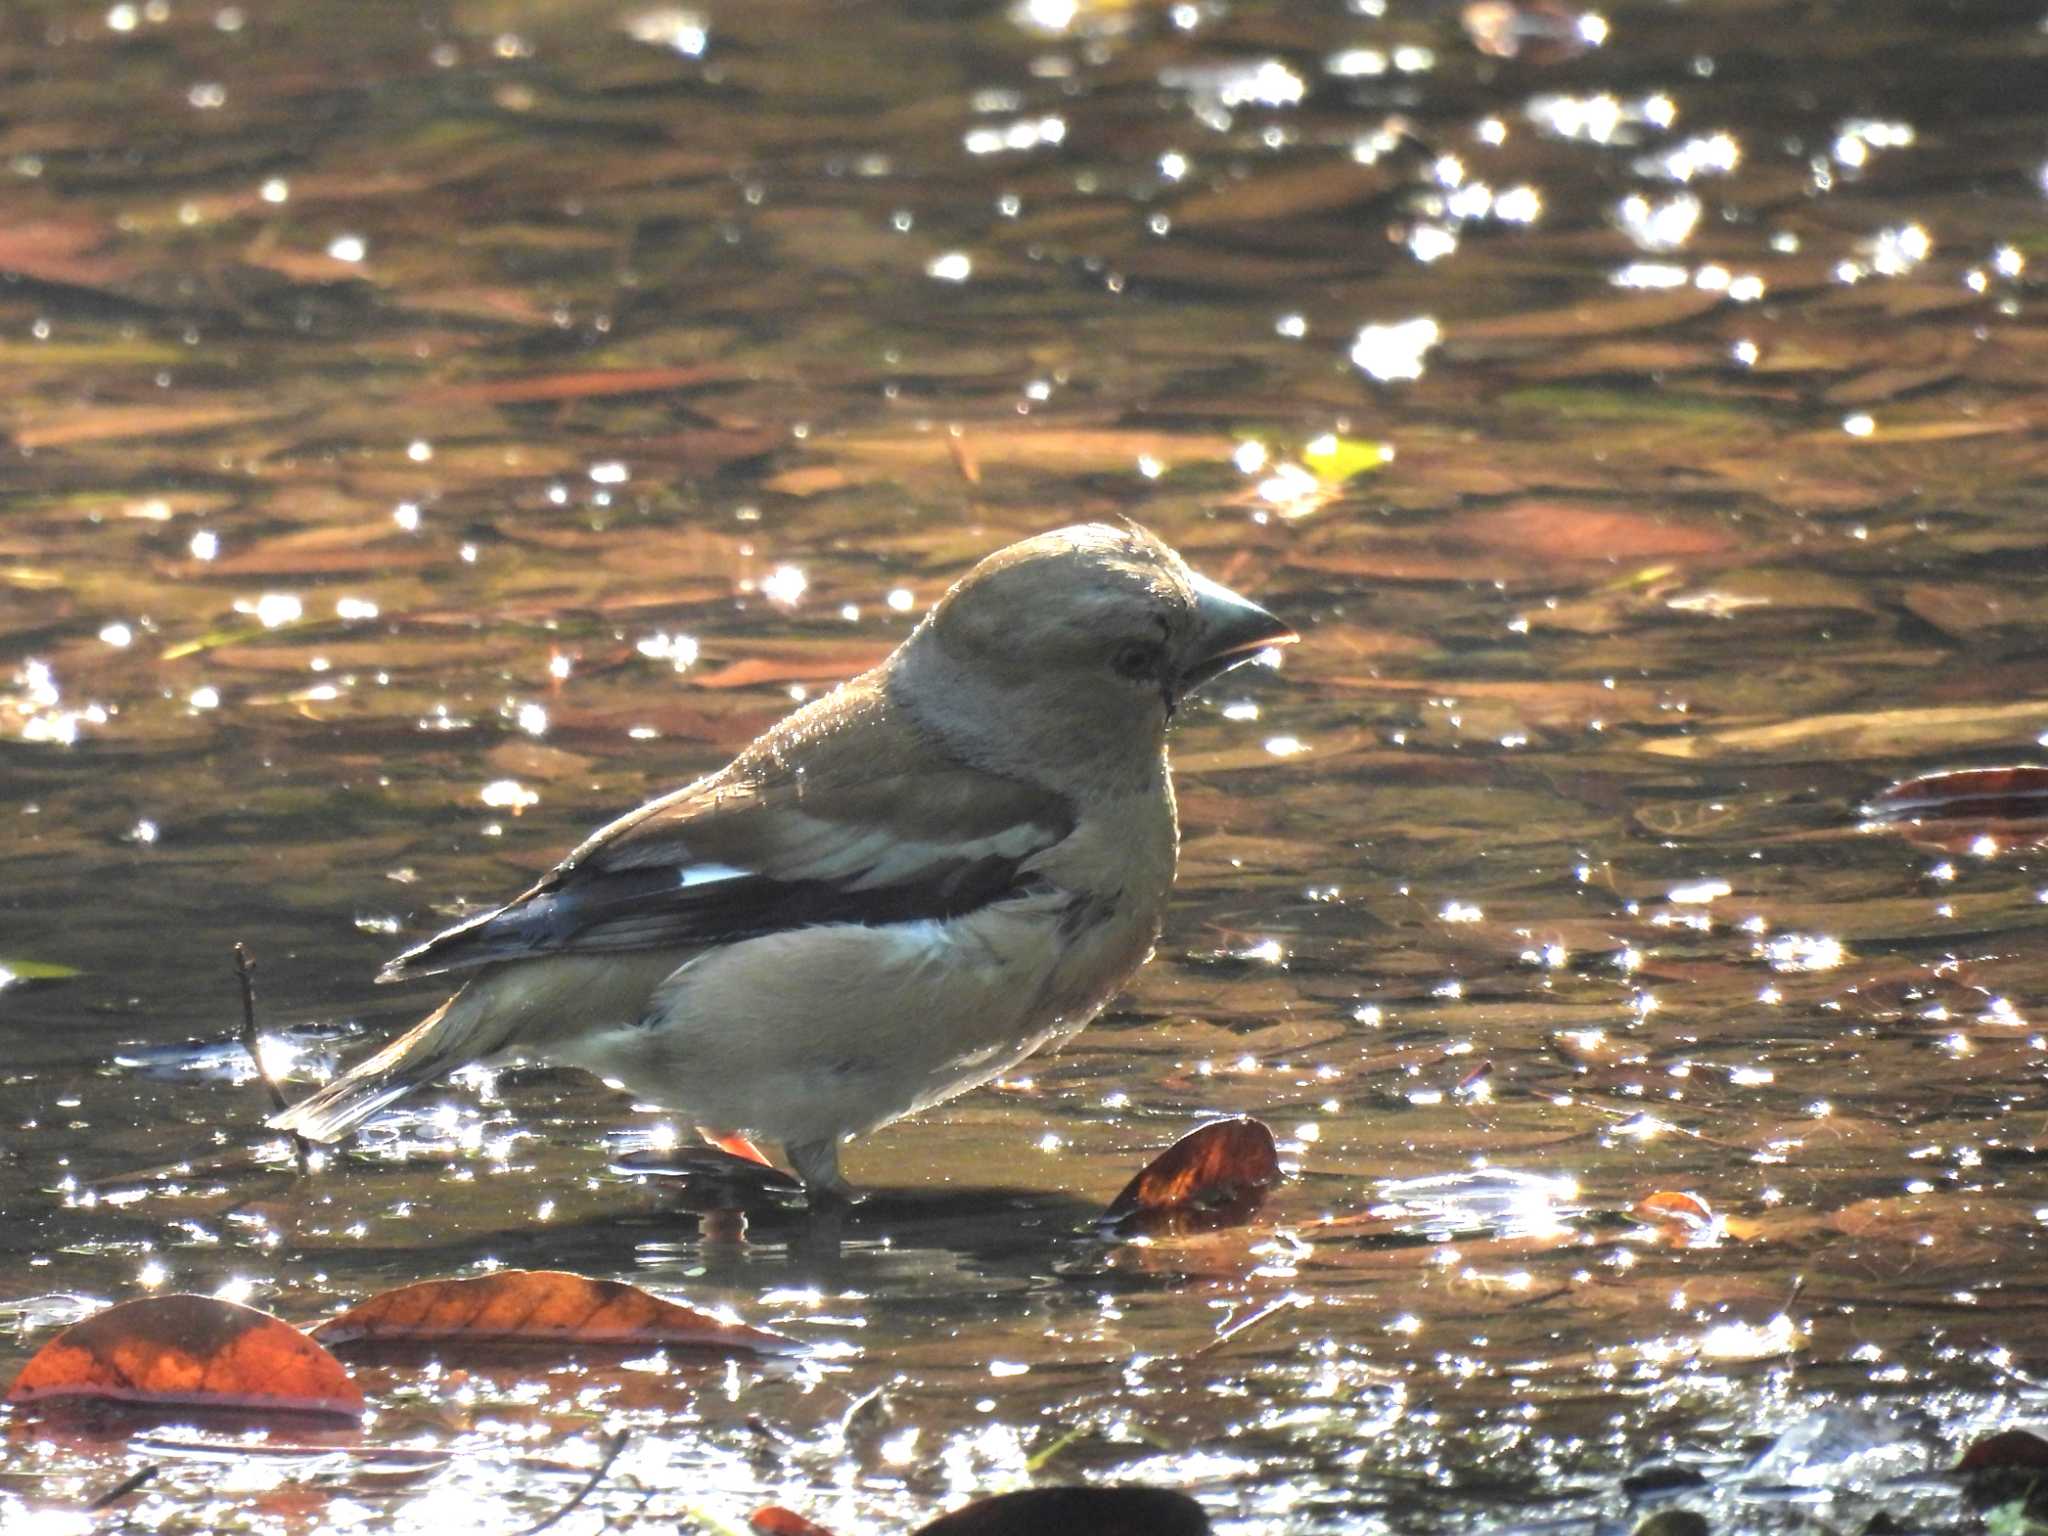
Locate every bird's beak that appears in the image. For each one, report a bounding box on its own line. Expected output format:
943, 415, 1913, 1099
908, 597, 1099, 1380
1177, 569, 1297, 695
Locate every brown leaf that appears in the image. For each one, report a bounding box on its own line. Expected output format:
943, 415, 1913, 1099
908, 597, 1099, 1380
1103, 1117, 1281, 1234
1643, 701, 2048, 761
692, 648, 891, 690
0, 217, 133, 287
417, 365, 742, 406
10, 401, 295, 451
310, 1270, 799, 1356
1449, 290, 1723, 344
5, 1294, 363, 1418
913, 1487, 1212, 1536
1956, 1427, 2048, 1472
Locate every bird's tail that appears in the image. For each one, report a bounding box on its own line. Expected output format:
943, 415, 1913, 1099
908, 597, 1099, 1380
268, 990, 482, 1143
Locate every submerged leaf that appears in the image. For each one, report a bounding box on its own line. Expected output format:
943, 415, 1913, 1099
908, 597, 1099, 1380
1863, 765, 2048, 824
0, 958, 84, 984
5, 1294, 363, 1418
311, 1270, 799, 1356
1301, 434, 1393, 484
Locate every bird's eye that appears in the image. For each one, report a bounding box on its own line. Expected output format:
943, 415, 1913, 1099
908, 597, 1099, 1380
1111, 640, 1164, 681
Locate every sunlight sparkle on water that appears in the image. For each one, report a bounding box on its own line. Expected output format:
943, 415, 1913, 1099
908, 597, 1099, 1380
1210, 59, 1306, 107
760, 565, 808, 605
1642, 130, 1740, 181
1350, 317, 1440, 381
1011, 0, 1076, 31
1668, 878, 1731, 904
1617, 193, 1700, 251
235, 593, 302, 628
480, 779, 538, 812
964, 117, 1064, 155
637, 632, 699, 670
623, 8, 709, 56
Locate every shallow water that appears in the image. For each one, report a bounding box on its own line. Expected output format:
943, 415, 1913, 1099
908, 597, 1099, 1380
4, 0, 2048, 1530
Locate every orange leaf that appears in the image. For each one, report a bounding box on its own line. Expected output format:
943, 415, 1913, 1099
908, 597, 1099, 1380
751, 1506, 840, 1536
913, 1486, 1211, 1534
310, 1270, 799, 1356
1633, 1190, 1719, 1243
705, 1131, 774, 1167
5, 1294, 363, 1418
1103, 1117, 1281, 1234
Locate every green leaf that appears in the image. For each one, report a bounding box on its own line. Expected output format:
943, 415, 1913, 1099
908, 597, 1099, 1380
0, 958, 84, 986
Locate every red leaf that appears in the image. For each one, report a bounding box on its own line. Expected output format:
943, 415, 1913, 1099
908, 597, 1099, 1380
751, 1506, 839, 1535
913, 1487, 1211, 1535
1865, 765, 2048, 823
5, 1294, 362, 1418
310, 1271, 798, 1356
1103, 1117, 1281, 1234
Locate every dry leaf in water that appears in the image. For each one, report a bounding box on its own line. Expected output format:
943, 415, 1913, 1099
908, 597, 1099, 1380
1632, 1190, 1722, 1246
310, 1270, 799, 1356
5, 1294, 363, 1418
750, 1507, 840, 1536
1103, 1117, 1282, 1235
1863, 765, 2048, 824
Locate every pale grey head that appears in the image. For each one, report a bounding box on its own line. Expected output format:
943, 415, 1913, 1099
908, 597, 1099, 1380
891, 523, 1294, 791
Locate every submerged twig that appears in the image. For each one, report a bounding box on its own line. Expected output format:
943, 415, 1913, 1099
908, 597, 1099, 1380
518, 1430, 629, 1535
84, 1463, 159, 1510
235, 944, 311, 1169
1189, 1292, 1309, 1361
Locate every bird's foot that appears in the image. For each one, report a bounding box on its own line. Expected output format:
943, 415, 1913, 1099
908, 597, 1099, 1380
786, 1135, 861, 1212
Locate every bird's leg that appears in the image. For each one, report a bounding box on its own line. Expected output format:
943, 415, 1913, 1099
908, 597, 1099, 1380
786, 1136, 856, 1209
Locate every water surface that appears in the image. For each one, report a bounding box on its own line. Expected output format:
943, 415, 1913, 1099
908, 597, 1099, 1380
4, 0, 2048, 1530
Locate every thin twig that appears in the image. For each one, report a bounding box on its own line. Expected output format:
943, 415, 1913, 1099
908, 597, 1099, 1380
1189, 1292, 1308, 1360
518, 1430, 629, 1535
235, 944, 311, 1169
84, 1463, 159, 1511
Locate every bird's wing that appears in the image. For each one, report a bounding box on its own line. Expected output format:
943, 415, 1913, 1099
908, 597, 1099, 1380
379, 678, 1075, 981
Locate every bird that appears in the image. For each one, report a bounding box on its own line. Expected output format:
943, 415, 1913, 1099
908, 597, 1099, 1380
269, 523, 1294, 1203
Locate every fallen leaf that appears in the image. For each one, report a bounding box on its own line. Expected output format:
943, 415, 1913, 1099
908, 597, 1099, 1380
1450, 290, 1723, 344
1863, 765, 2048, 824
913, 1486, 1212, 1535
417, 364, 741, 406
0, 958, 84, 984
1103, 1117, 1282, 1234
311, 1270, 799, 1356
1301, 434, 1394, 483
1633, 1190, 1722, 1245
5, 1294, 363, 1418
751, 1507, 840, 1536
10, 401, 296, 451
1958, 1428, 2048, 1473
1642, 701, 2048, 761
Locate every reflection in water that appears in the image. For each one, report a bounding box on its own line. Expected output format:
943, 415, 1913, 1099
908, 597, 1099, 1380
2, 0, 2048, 1529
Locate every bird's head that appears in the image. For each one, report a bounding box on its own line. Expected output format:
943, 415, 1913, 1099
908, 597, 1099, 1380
894, 523, 1295, 790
